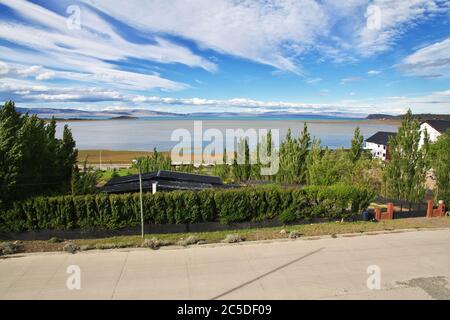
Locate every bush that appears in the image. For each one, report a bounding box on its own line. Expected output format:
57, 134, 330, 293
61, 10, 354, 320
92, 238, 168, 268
0, 185, 374, 232
279, 207, 298, 224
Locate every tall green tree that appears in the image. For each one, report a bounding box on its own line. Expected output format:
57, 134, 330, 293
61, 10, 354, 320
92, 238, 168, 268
384, 109, 428, 203
0, 101, 78, 207
429, 130, 450, 205
296, 123, 311, 184
0, 101, 24, 206
349, 127, 364, 163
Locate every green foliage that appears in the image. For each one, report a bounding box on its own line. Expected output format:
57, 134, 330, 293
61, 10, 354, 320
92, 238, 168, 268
306, 139, 353, 186
349, 127, 364, 163
0, 101, 78, 208
71, 160, 101, 195
0, 185, 374, 232
384, 109, 428, 203
429, 130, 450, 205
132, 148, 171, 173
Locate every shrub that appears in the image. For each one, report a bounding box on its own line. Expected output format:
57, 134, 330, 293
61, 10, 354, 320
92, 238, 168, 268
0, 185, 373, 232
279, 207, 298, 224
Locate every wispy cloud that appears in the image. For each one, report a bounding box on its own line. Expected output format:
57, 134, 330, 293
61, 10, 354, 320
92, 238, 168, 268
340, 77, 364, 84
397, 37, 450, 78
368, 70, 381, 75
0, 0, 213, 91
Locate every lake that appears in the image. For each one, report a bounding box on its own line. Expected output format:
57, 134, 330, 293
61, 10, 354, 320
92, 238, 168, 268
55, 118, 398, 151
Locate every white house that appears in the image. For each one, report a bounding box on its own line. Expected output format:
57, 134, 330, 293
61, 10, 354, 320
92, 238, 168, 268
419, 120, 450, 148
364, 131, 397, 161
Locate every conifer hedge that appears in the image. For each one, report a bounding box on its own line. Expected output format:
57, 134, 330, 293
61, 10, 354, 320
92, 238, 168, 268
0, 185, 374, 232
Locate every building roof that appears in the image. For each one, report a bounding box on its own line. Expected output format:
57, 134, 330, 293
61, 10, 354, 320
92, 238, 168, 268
102, 170, 224, 194
421, 120, 450, 134
365, 131, 397, 145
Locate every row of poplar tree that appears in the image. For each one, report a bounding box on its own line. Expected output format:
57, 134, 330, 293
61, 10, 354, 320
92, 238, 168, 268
134, 109, 448, 205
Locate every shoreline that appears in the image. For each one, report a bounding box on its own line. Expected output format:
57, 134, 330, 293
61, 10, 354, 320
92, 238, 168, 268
57, 118, 401, 125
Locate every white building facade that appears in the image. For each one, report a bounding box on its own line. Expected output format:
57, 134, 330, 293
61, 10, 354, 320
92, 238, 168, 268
419, 121, 450, 148
364, 131, 397, 161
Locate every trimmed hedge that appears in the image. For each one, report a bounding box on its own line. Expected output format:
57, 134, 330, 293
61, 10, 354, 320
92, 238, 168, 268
0, 185, 374, 232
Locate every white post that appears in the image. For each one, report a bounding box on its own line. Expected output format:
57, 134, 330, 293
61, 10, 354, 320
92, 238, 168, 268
152, 182, 157, 195
139, 166, 144, 239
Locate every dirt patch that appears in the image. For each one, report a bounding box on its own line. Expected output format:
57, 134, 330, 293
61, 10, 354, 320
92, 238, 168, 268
399, 276, 450, 300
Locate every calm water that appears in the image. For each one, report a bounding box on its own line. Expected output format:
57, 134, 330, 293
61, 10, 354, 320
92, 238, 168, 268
55, 119, 398, 151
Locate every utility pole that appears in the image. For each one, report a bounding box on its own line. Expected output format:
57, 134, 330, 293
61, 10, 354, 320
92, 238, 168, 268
133, 159, 144, 239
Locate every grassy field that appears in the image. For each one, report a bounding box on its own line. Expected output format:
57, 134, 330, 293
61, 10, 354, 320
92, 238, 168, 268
4, 217, 449, 254
78, 150, 170, 164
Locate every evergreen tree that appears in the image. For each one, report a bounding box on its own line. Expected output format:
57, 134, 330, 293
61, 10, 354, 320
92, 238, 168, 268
0, 101, 23, 206
0, 101, 78, 207
384, 109, 428, 203
349, 127, 364, 163
296, 123, 311, 184
429, 130, 450, 205
243, 139, 251, 181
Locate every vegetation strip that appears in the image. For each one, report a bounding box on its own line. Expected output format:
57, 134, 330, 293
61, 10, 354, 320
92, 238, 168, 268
0, 185, 374, 233
1, 217, 449, 255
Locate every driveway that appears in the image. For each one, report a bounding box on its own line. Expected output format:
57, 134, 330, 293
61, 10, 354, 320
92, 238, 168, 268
1, 229, 449, 299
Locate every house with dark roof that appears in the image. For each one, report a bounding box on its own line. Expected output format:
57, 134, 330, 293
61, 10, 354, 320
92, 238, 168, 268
102, 170, 225, 194
419, 120, 450, 148
364, 131, 397, 161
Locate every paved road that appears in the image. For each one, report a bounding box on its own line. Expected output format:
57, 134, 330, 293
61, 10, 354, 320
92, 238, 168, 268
1, 229, 450, 299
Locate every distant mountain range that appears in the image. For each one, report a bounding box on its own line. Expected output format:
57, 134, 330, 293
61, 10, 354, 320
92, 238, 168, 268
15, 107, 367, 120
367, 114, 450, 121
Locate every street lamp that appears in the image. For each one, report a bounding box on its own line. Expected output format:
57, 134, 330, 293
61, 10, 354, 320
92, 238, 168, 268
132, 159, 144, 239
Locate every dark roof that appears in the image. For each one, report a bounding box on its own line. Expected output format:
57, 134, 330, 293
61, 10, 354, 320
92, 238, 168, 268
365, 131, 397, 145
156, 170, 222, 185
102, 170, 223, 194
422, 120, 450, 134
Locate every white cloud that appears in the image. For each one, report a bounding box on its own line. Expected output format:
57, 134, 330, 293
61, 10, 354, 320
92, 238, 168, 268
0, 61, 9, 75
0, 79, 125, 102
340, 77, 364, 84
85, 0, 328, 73
3, 79, 449, 114
36, 71, 56, 81
17, 65, 42, 76
306, 77, 323, 84
368, 70, 381, 75
355, 0, 447, 55
0, 0, 210, 91
397, 37, 450, 78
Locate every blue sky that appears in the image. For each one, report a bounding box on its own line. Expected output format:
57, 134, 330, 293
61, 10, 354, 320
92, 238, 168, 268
0, 0, 449, 115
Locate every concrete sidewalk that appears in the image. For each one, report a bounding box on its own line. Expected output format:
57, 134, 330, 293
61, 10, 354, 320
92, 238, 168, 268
1, 229, 450, 299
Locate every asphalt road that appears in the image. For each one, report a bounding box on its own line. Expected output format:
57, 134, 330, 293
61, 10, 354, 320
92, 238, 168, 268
1, 229, 449, 299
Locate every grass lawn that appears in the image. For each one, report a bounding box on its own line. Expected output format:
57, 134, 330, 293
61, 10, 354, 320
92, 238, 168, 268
3, 217, 449, 254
